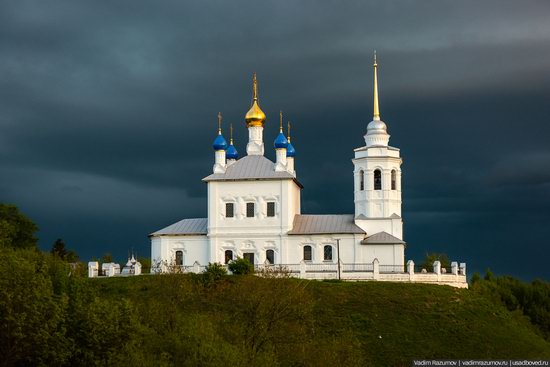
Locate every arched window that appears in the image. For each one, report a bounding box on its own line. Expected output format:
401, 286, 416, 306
359, 170, 364, 191
224, 250, 233, 264
391, 170, 396, 190
323, 245, 333, 261
175, 250, 183, 266
266, 249, 274, 264
374, 169, 382, 190
303, 245, 312, 261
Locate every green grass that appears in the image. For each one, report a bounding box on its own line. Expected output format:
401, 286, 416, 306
91, 275, 550, 366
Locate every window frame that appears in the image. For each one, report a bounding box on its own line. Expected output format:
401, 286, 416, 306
266, 249, 275, 264
224, 250, 233, 264
391, 170, 396, 190
323, 245, 333, 262
175, 250, 183, 266
374, 169, 382, 190
303, 245, 312, 262
266, 201, 276, 217
225, 202, 235, 218
359, 170, 364, 191
246, 202, 255, 218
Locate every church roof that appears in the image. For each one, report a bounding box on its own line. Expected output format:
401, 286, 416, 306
203, 155, 302, 187
288, 214, 365, 235
361, 231, 405, 244
150, 218, 207, 236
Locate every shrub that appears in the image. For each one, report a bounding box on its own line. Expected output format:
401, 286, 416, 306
228, 257, 254, 275
204, 262, 227, 281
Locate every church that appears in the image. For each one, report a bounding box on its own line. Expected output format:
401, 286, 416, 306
150, 57, 467, 287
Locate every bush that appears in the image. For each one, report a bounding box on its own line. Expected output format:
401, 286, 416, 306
204, 262, 227, 281
228, 257, 254, 275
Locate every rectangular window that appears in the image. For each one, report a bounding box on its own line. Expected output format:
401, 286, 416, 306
303, 246, 312, 261
266, 249, 274, 264
246, 202, 255, 218
225, 203, 234, 218
267, 202, 275, 217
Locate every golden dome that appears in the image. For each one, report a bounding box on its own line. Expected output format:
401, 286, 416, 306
245, 73, 266, 127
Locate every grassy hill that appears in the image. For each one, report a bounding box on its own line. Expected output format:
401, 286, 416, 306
90, 274, 550, 366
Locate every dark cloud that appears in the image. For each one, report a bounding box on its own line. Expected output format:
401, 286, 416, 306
1, 0, 550, 279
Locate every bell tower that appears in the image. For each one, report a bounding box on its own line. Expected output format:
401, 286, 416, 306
353, 53, 403, 238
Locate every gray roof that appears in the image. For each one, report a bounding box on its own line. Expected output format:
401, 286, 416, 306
150, 218, 207, 236
203, 155, 302, 187
361, 231, 405, 244
288, 214, 365, 235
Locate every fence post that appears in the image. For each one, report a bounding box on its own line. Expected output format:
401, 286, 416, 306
193, 261, 201, 274
407, 260, 414, 282
433, 260, 441, 282
451, 261, 458, 275
300, 260, 306, 279
373, 258, 379, 280
88, 262, 98, 278
459, 263, 466, 276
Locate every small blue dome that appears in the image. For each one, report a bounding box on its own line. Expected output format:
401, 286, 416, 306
286, 142, 295, 157
274, 132, 288, 149
226, 144, 238, 160
212, 134, 228, 151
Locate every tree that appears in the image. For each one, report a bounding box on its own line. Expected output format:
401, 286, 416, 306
228, 257, 254, 275
51, 238, 68, 259
0, 203, 38, 249
101, 252, 114, 263
422, 252, 450, 270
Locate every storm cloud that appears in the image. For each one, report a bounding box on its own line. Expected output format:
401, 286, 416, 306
1, 0, 549, 280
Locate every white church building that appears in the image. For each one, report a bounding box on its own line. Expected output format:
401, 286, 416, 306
150, 57, 467, 287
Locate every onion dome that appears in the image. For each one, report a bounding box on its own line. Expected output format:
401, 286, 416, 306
212, 133, 227, 151
274, 132, 288, 149
286, 121, 295, 157
286, 141, 295, 157
213, 112, 228, 150
245, 73, 266, 127
226, 144, 238, 159
226, 124, 238, 159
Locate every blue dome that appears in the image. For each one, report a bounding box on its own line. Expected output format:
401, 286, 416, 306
286, 142, 295, 157
274, 132, 288, 149
226, 144, 238, 160
212, 134, 228, 151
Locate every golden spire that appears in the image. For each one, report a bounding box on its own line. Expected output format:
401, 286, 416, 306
373, 51, 380, 120
287, 121, 291, 143
245, 72, 266, 127
279, 110, 283, 133
230, 123, 234, 144
217, 112, 222, 134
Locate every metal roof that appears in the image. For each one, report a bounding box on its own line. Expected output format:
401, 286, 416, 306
361, 231, 405, 244
203, 155, 302, 186
150, 218, 207, 236
288, 214, 365, 235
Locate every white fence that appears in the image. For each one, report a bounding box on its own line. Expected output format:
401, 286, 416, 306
152, 259, 468, 288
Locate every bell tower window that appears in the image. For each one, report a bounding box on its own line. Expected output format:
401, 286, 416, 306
359, 170, 364, 191
391, 170, 396, 190
374, 169, 382, 190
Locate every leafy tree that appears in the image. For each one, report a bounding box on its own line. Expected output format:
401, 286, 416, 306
228, 257, 254, 275
138, 256, 151, 274
204, 262, 227, 282
51, 238, 69, 259
0, 203, 38, 249
0, 248, 70, 365
422, 252, 450, 270
101, 252, 114, 263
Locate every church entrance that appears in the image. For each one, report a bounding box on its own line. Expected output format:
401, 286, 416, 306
243, 252, 255, 265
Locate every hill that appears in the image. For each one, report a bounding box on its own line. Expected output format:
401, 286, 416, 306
90, 274, 550, 366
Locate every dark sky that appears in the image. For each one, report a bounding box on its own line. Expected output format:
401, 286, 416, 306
1, 1, 549, 280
